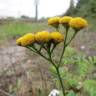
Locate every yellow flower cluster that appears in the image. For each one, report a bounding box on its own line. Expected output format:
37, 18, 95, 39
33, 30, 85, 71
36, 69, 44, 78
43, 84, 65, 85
50, 32, 64, 43
69, 17, 88, 29
48, 16, 88, 29
16, 16, 88, 47
16, 31, 64, 46
48, 17, 60, 25
59, 16, 73, 25
35, 31, 50, 42
16, 33, 35, 46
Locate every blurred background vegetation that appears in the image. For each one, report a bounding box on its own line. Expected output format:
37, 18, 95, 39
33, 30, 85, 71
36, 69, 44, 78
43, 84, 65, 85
64, 0, 96, 31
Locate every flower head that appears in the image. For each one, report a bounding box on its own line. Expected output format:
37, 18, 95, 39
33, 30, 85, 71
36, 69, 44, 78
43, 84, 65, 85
50, 32, 64, 43
69, 17, 88, 30
16, 33, 35, 46
48, 17, 60, 27
35, 31, 50, 43
16, 37, 23, 45
59, 16, 73, 25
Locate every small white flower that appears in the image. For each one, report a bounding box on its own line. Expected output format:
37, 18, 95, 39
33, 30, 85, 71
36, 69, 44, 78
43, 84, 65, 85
48, 89, 60, 96
80, 45, 85, 50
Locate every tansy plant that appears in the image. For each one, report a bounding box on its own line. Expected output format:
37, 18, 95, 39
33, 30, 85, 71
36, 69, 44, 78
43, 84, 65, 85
16, 16, 88, 96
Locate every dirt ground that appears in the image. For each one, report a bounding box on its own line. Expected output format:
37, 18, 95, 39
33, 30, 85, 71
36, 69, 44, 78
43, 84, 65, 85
0, 40, 53, 96
0, 31, 96, 96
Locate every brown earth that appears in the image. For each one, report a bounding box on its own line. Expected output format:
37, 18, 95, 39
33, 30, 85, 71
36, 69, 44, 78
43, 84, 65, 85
0, 40, 53, 96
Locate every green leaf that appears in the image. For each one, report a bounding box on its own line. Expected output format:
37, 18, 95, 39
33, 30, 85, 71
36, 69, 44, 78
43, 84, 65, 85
67, 91, 76, 96
84, 80, 96, 96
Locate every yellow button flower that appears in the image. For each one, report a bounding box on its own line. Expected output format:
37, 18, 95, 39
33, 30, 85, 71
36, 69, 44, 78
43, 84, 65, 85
16, 33, 35, 46
50, 32, 64, 43
35, 31, 50, 43
16, 37, 23, 45
69, 17, 88, 29
59, 16, 73, 25
48, 17, 60, 26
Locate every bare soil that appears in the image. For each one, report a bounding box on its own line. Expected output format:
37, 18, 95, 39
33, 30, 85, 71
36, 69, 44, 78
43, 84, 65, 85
0, 40, 53, 96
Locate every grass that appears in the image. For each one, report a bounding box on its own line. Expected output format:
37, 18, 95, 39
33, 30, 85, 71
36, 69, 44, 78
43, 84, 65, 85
0, 21, 48, 42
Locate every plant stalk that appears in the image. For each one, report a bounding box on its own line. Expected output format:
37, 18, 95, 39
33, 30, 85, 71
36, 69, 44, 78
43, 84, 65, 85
58, 28, 68, 67
56, 67, 66, 96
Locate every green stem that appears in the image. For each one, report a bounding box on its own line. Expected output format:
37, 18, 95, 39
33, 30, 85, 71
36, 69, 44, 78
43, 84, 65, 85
38, 51, 50, 61
48, 46, 57, 68
50, 57, 57, 68
48, 55, 66, 96
56, 67, 66, 96
50, 44, 57, 53
58, 28, 68, 67
55, 26, 59, 31
66, 32, 77, 46
28, 45, 57, 68
27, 46, 37, 53
39, 43, 44, 51
28, 46, 50, 61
